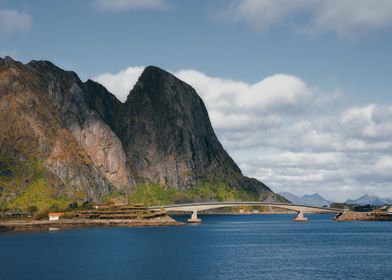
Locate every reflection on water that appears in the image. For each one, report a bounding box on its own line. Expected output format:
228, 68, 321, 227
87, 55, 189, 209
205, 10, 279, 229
1, 214, 391, 280
48, 227, 60, 231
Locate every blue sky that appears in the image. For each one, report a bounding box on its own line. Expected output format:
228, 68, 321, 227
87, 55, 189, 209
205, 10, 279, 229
1, 0, 392, 200
2, 0, 392, 104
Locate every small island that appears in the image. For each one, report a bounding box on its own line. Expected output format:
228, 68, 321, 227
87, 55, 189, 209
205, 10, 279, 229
335, 209, 392, 221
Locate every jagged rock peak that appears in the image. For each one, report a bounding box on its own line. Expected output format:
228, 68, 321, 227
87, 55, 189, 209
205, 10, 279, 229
26, 59, 80, 82
1, 56, 15, 63
0, 56, 23, 68
126, 65, 193, 102
139, 65, 173, 81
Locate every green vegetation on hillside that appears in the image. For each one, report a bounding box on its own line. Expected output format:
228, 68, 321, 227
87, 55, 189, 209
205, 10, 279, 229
129, 182, 256, 206
0, 156, 259, 213
0, 156, 71, 214
8, 178, 71, 212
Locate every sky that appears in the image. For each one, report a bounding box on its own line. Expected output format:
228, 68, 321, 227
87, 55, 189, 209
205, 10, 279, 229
1, 0, 392, 201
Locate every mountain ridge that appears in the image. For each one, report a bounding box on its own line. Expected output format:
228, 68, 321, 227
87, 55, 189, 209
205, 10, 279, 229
0, 57, 286, 211
279, 192, 332, 207
345, 195, 392, 206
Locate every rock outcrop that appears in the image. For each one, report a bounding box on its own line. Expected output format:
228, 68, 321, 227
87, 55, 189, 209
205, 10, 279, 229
334, 211, 392, 221
0, 56, 286, 205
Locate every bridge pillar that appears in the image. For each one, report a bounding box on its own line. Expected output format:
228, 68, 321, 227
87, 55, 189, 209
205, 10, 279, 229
294, 210, 308, 222
187, 210, 202, 224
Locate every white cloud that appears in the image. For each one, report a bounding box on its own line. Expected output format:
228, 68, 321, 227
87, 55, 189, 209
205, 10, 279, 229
93, 66, 144, 102
92, 66, 392, 201
374, 156, 392, 173
222, 0, 308, 32
310, 0, 392, 37
221, 0, 392, 38
0, 9, 31, 39
92, 0, 167, 12
175, 70, 312, 114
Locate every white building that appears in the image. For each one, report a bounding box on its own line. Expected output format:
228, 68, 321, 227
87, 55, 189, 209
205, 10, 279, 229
48, 212, 64, 221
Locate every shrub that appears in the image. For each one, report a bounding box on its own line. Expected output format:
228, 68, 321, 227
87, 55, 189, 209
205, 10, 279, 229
35, 210, 49, 220
27, 205, 38, 214
172, 192, 194, 204
62, 212, 76, 219
81, 201, 92, 210
48, 204, 60, 212
68, 202, 78, 209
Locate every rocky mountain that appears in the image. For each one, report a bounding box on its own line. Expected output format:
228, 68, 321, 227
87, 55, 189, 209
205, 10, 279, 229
279, 192, 332, 207
345, 195, 392, 206
0, 57, 285, 210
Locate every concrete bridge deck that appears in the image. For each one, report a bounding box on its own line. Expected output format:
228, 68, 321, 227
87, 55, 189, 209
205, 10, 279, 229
149, 202, 342, 223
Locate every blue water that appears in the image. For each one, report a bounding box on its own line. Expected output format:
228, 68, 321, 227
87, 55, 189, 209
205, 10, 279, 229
1, 214, 392, 280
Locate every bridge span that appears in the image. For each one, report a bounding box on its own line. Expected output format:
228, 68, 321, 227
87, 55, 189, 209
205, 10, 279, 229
149, 202, 342, 223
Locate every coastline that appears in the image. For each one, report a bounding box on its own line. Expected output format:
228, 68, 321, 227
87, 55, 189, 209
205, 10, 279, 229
0, 216, 182, 232
0, 212, 298, 232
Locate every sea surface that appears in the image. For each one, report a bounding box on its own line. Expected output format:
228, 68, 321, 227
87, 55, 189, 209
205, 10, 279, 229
1, 214, 392, 280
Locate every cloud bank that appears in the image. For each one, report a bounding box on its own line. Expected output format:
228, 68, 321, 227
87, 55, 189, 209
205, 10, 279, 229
220, 0, 392, 38
92, 67, 392, 201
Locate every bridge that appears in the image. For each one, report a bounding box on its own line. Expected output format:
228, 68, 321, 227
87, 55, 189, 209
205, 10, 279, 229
149, 202, 342, 223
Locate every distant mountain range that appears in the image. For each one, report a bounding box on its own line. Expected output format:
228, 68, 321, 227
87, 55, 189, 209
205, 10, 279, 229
279, 192, 332, 207
279, 192, 392, 207
345, 195, 392, 206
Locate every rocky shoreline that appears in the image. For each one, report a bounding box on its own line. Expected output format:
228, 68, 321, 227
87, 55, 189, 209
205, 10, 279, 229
335, 211, 392, 221
0, 216, 182, 232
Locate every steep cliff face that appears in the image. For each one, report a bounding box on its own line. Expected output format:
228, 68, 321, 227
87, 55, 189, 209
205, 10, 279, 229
117, 66, 281, 200
118, 66, 242, 189
0, 57, 285, 207
0, 57, 115, 203
25, 59, 130, 192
